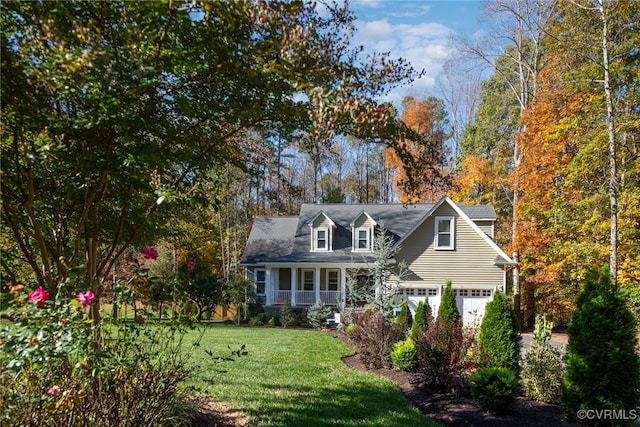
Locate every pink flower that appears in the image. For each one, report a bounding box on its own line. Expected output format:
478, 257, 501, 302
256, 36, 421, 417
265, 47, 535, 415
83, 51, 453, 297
47, 386, 59, 395
375, 106, 385, 113
141, 246, 158, 260
77, 290, 96, 306
28, 288, 49, 307
186, 260, 196, 271
135, 315, 146, 323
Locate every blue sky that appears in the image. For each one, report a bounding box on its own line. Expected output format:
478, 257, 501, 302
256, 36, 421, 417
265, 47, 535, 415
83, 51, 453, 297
345, 0, 489, 105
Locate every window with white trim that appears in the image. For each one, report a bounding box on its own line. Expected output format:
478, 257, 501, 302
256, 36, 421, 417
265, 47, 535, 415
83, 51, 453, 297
327, 269, 339, 291
435, 216, 455, 250
255, 269, 266, 295
314, 227, 329, 251
356, 227, 371, 251
302, 270, 315, 291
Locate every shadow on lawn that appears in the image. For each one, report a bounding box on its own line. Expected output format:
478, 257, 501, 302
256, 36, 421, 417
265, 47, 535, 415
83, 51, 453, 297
242, 376, 437, 427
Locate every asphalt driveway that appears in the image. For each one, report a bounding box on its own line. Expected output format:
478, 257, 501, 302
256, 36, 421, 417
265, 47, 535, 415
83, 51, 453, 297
521, 332, 569, 353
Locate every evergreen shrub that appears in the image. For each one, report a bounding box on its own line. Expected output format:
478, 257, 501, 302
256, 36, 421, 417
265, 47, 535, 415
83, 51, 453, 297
390, 338, 417, 371
562, 269, 640, 424
410, 299, 432, 341
478, 291, 521, 375
470, 367, 519, 414
307, 299, 331, 328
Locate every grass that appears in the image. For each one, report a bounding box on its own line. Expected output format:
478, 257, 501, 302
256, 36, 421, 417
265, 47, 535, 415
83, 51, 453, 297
182, 324, 440, 427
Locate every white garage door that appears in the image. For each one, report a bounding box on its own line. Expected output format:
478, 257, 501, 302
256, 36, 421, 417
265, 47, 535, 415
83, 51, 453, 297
455, 289, 493, 325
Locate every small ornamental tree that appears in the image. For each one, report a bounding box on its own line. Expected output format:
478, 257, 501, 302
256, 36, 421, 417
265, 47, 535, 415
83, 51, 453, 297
522, 315, 564, 403
478, 290, 521, 375
562, 268, 640, 423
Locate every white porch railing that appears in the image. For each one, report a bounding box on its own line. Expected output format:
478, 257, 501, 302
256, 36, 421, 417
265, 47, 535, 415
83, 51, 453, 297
295, 291, 316, 305
270, 290, 343, 306
319, 290, 341, 306
271, 290, 292, 305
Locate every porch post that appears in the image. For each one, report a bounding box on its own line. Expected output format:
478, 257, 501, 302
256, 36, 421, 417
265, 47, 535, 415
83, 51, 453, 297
265, 268, 272, 305
315, 267, 321, 304
291, 267, 297, 306
340, 267, 346, 308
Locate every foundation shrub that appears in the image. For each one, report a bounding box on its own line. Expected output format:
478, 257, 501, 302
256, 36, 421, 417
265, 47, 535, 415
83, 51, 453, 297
390, 338, 417, 371
470, 366, 519, 414
307, 299, 331, 329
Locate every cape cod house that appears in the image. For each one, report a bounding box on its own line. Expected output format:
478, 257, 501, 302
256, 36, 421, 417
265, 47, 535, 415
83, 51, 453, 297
240, 196, 514, 324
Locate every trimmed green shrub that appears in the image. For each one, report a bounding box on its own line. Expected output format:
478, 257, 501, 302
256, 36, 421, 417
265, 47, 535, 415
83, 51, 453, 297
307, 299, 331, 328
390, 338, 417, 371
522, 315, 564, 403
479, 290, 521, 375
562, 269, 640, 423
396, 299, 412, 332
470, 367, 519, 414
438, 281, 460, 326
410, 300, 432, 341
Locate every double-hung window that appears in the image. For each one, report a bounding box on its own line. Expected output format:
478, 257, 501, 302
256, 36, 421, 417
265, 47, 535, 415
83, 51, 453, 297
254, 269, 266, 295
356, 227, 371, 251
435, 216, 455, 250
314, 227, 329, 251
327, 269, 339, 291
302, 270, 315, 291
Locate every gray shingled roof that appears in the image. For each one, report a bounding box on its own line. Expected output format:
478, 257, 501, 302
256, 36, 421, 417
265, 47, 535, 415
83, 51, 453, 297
240, 201, 497, 265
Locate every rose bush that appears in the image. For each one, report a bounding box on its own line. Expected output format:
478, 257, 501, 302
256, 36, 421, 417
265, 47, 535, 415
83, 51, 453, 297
0, 281, 202, 426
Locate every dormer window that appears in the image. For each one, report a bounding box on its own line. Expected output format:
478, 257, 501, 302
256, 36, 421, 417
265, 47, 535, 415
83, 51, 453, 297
351, 211, 376, 252
435, 216, 455, 250
309, 212, 334, 252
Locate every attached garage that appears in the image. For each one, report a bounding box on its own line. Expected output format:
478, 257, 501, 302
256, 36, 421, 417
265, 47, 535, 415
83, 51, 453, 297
404, 287, 495, 325
454, 289, 494, 325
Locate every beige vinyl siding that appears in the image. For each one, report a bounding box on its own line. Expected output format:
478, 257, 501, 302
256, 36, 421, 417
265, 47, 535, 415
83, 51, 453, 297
394, 204, 504, 287
312, 214, 333, 228
353, 213, 374, 228
473, 220, 494, 239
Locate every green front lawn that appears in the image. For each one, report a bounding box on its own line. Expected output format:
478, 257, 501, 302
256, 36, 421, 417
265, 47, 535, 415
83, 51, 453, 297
184, 324, 440, 427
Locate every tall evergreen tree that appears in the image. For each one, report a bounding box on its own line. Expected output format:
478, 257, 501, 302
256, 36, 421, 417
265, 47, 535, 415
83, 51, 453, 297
562, 268, 640, 423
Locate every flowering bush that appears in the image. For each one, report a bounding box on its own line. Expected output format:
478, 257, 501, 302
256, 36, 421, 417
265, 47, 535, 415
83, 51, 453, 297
0, 281, 202, 426
141, 246, 159, 260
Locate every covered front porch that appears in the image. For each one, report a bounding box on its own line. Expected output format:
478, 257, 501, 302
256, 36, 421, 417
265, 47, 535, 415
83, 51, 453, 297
259, 265, 347, 307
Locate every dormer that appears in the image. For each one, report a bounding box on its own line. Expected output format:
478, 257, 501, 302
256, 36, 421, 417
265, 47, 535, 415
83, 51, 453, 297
308, 212, 335, 252
351, 211, 376, 252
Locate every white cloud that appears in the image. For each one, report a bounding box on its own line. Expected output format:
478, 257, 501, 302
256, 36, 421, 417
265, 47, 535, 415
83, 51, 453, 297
351, 17, 453, 106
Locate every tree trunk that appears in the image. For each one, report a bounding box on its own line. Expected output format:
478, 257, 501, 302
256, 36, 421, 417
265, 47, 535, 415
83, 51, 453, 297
598, 0, 617, 286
